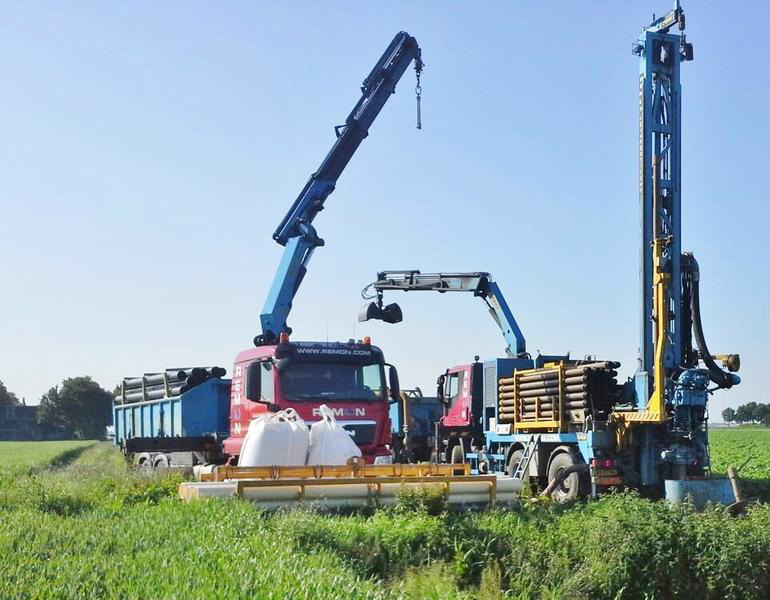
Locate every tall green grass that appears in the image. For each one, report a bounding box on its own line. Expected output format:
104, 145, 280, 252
1, 438, 770, 599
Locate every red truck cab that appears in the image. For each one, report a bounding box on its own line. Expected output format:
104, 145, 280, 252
434, 361, 485, 463
223, 339, 398, 464
439, 362, 484, 429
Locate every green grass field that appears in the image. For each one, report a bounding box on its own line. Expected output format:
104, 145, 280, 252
710, 427, 770, 500
0, 440, 95, 485
1, 432, 769, 600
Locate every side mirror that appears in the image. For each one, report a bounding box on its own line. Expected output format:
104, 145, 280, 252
388, 365, 401, 402
245, 362, 261, 402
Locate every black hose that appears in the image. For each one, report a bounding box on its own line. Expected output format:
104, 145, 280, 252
689, 256, 734, 388
540, 463, 590, 498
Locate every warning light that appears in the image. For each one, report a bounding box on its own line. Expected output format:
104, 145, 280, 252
279, 332, 290, 344
363, 336, 371, 346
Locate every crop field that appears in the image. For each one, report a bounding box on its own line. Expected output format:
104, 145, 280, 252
1, 432, 769, 600
0, 440, 95, 483
710, 427, 770, 499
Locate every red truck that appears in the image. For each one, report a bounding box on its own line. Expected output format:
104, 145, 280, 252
114, 336, 399, 467
223, 337, 398, 463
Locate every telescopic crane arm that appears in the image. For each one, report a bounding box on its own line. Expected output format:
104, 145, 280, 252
256, 32, 423, 346
359, 270, 527, 358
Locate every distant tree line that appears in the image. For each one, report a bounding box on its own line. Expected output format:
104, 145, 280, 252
0, 377, 112, 440
722, 402, 770, 427
0, 380, 21, 406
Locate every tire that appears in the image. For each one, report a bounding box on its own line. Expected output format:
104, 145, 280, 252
547, 451, 585, 503
153, 454, 170, 471
450, 443, 465, 464
507, 449, 525, 478
136, 453, 152, 470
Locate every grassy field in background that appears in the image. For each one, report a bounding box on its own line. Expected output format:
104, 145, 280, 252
710, 427, 770, 500
0, 432, 769, 599
0, 440, 95, 483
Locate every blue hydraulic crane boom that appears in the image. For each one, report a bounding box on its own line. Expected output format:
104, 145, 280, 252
256, 32, 423, 346
359, 270, 528, 358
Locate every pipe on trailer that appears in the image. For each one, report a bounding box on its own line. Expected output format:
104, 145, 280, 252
516, 375, 589, 391
499, 391, 589, 402
500, 362, 619, 385
121, 386, 184, 403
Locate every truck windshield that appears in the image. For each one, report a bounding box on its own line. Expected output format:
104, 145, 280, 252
279, 362, 386, 402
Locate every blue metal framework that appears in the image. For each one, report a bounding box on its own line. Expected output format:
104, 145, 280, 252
633, 2, 691, 405
361, 271, 528, 358
257, 32, 423, 345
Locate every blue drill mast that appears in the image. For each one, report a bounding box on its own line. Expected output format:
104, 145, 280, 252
617, 2, 740, 488
630, 2, 737, 418
255, 32, 423, 346
634, 1, 690, 396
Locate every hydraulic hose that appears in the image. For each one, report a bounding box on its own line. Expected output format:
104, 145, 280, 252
539, 463, 590, 498
689, 256, 735, 388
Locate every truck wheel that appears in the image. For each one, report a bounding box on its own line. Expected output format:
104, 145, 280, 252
450, 443, 465, 464
547, 452, 584, 503
153, 454, 170, 470
136, 453, 152, 470
507, 449, 525, 478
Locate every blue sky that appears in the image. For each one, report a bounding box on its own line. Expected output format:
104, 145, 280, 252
1, 2, 768, 420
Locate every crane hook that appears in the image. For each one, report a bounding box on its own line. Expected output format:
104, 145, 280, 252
415, 71, 422, 129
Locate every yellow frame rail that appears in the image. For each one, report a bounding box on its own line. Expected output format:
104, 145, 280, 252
201, 463, 470, 482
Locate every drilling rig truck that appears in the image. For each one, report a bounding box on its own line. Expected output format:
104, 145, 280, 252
363, 4, 742, 504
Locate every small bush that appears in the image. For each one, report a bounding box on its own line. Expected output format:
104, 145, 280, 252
395, 485, 448, 516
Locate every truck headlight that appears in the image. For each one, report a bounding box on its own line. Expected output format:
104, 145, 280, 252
374, 454, 393, 465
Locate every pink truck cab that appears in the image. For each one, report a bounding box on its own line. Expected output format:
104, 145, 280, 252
438, 362, 480, 429
433, 361, 485, 462
223, 338, 399, 464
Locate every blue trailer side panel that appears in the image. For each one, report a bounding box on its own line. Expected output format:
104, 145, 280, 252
182, 380, 231, 438
113, 379, 231, 446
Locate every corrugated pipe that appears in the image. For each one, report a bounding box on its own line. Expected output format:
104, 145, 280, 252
689, 257, 737, 389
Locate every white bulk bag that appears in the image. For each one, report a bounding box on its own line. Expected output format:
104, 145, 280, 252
238, 408, 309, 467
307, 404, 363, 465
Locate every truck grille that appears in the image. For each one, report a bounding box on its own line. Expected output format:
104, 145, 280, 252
484, 364, 497, 408
339, 421, 377, 446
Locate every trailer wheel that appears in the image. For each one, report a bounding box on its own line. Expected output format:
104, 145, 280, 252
136, 453, 152, 470
153, 454, 170, 470
506, 449, 525, 478
547, 452, 585, 503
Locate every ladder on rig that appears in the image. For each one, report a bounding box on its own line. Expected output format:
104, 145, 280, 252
512, 434, 540, 480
